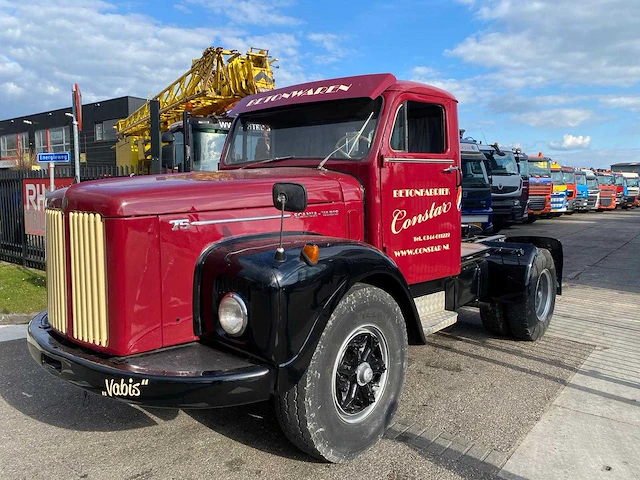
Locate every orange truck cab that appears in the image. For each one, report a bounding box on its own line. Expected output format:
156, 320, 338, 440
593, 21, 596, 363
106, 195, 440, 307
27, 73, 563, 462
595, 169, 617, 210
526, 153, 553, 222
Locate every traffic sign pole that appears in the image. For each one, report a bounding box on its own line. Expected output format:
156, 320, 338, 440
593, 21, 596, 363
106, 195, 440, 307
72, 117, 80, 183
49, 162, 55, 192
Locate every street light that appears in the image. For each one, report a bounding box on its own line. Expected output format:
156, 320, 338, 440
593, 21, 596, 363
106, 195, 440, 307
65, 112, 80, 182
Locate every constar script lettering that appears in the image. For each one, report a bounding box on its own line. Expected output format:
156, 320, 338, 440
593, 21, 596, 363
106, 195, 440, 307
246, 84, 352, 107
392, 202, 452, 234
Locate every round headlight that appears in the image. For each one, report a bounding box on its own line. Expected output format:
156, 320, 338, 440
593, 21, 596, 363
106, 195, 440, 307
218, 293, 248, 336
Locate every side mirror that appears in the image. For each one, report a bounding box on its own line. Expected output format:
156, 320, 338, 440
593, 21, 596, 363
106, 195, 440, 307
162, 131, 175, 143
161, 144, 176, 169
272, 182, 307, 212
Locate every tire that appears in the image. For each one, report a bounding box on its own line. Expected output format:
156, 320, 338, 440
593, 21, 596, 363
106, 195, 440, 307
525, 215, 537, 224
274, 283, 408, 463
479, 302, 510, 336
492, 217, 504, 234
505, 248, 556, 341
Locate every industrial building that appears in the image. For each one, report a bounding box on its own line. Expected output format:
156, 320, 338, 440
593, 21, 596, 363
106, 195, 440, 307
611, 162, 640, 173
0, 96, 146, 169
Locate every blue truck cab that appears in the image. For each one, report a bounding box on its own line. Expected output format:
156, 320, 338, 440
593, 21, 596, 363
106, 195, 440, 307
572, 169, 589, 211
460, 140, 493, 233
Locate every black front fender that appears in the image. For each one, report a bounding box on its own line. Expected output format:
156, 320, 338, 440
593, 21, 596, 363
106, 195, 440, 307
193, 233, 421, 394
504, 236, 563, 294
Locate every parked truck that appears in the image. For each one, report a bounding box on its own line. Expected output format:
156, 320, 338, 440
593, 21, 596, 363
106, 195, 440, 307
621, 172, 640, 207
513, 149, 530, 223
595, 169, 618, 210
460, 140, 493, 233
582, 169, 600, 211
571, 168, 590, 212
561, 166, 581, 214
478, 143, 524, 231
527, 154, 553, 222
28, 74, 563, 463
550, 161, 568, 216
614, 172, 630, 209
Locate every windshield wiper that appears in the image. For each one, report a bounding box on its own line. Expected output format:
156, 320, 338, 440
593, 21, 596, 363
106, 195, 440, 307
318, 111, 375, 170
238, 156, 296, 169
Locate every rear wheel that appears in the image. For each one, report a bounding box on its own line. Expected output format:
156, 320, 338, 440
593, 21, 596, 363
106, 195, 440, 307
480, 302, 510, 336
274, 284, 408, 463
505, 248, 556, 341
525, 215, 537, 224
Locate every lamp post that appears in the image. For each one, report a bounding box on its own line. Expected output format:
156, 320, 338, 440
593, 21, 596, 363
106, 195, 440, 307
65, 112, 80, 183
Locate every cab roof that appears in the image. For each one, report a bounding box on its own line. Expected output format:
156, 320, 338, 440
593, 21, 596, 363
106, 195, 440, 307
230, 73, 457, 115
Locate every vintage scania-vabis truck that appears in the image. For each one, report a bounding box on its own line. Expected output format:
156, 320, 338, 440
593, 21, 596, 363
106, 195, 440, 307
28, 74, 563, 463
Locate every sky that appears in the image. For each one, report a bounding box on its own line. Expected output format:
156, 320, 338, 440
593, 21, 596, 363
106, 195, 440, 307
1, 0, 639, 168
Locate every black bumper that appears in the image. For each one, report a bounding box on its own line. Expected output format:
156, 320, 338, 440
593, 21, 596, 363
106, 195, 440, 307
27, 311, 274, 408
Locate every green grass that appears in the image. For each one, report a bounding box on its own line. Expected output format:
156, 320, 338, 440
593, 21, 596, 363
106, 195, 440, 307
0, 262, 47, 314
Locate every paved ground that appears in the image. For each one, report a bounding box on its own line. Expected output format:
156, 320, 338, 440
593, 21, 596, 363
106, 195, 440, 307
1, 209, 638, 479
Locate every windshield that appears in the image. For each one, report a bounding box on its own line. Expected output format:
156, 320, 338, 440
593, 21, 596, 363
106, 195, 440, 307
517, 158, 529, 176
461, 155, 489, 188
598, 174, 615, 185
551, 171, 565, 184
575, 173, 587, 185
224, 97, 382, 165
481, 149, 518, 175
529, 160, 550, 176
615, 175, 625, 186
587, 177, 598, 188
192, 129, 227, 171
562, 171, 575, 184
628, 178, 640, 187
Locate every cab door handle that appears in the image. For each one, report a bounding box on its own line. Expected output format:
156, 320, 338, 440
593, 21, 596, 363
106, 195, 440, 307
442, 166, 459, 173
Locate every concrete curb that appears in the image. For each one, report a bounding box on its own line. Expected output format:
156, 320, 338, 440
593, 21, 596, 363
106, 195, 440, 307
0, 313, 36, 325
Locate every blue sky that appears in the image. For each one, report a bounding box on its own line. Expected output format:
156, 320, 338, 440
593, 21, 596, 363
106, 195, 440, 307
1, 0, 639, 168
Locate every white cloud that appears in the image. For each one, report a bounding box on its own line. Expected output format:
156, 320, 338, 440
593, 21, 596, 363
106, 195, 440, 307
187, 0, 300, 26
307, 33, 349, 65
0, 0, 325, 119
410, 66, 482, 104
514, 109, 594, 128
451, 0, 640, 88
599, 96, 640, 112
549, 134, 592, 150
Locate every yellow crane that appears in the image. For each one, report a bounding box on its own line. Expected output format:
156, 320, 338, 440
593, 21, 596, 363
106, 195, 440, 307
115, 46, 276, 169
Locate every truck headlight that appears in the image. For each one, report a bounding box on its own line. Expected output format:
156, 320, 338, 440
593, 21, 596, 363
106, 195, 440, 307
218, 293, 248, 336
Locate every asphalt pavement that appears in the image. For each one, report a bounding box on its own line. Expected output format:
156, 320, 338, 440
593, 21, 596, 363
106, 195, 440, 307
1, 209, 639, 479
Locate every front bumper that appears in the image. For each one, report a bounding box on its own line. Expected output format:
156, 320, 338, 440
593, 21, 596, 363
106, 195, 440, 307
27, 311, 274, 408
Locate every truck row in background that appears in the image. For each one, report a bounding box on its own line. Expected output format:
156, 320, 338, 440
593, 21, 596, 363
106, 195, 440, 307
459, 136, 640, 234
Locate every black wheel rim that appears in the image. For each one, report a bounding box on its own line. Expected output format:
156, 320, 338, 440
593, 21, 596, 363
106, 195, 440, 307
332, 325, 389, 423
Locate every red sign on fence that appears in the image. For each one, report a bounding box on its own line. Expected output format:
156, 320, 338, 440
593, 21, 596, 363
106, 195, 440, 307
23, 178, 74, 236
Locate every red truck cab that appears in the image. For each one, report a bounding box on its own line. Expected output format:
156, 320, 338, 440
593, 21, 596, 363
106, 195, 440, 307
29, 74, 563, 463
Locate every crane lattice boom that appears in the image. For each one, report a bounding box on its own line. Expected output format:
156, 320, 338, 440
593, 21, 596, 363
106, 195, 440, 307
116, 47, 276, 137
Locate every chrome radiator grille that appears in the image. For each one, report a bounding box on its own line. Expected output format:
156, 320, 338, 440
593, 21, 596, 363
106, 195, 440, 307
45, 210, 68, 334
69, 212, 109, 347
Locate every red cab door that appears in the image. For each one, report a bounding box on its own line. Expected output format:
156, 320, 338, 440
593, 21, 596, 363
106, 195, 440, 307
379, 95, 461, 285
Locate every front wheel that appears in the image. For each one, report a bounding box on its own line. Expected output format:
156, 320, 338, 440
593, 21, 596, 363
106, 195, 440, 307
274, 284, 408, 463
505, 248, 556, 341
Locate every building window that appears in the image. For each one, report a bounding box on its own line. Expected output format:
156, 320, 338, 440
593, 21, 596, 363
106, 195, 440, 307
35, 127, 70, 153
95, 119, 119, 141
0, 132, 28, 160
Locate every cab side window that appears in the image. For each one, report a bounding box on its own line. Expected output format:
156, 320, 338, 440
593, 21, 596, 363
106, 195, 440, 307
390, 101, 446, 154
